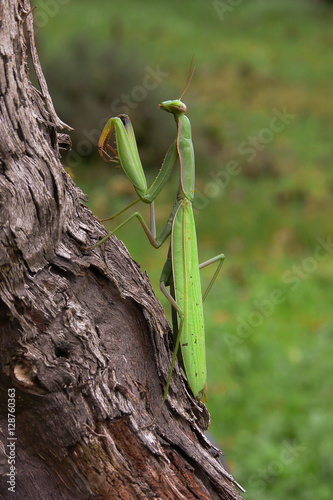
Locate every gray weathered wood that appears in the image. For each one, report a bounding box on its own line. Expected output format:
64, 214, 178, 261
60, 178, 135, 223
0, 1, 244, 498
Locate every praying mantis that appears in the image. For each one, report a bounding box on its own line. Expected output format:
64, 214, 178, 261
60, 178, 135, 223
94, 71, 225, 410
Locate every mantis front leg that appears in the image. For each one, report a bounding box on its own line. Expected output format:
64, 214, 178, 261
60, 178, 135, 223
99, 115, 178, 205
86, 115, 178, 249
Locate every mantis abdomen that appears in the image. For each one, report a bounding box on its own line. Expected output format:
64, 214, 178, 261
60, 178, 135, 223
172, 199, 207, 401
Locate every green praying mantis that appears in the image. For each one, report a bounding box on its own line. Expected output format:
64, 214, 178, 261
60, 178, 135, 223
94, 68, 225, 411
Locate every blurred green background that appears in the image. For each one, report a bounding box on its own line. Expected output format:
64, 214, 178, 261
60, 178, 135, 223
33, 0, 332, 497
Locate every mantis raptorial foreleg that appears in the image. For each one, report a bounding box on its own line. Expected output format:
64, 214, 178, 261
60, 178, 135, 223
83, 116, 178, 251
99, 115, 178, 206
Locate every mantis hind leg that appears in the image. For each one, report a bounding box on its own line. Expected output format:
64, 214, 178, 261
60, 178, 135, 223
159, 249, 184, 394
199, 253, 225, 302
154, 252, 225, 408
141, 248, 186, 427
148, 264, 184, 425
160, 281, 185, 403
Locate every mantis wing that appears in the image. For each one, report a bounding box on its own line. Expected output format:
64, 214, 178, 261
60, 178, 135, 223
172, 199, 207, 401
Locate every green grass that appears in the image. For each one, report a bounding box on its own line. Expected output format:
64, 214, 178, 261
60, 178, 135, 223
36, 0, 333, 497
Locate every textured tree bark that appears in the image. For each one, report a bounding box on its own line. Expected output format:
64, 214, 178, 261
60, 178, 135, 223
0, 1, 244, 498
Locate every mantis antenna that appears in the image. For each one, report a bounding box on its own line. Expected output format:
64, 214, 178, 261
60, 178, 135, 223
179, 55, 196, 101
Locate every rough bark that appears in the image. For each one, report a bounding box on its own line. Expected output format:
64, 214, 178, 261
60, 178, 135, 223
0, 1, 244, 498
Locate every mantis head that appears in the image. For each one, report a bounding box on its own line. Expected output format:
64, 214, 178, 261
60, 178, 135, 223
159, 99, 187, 115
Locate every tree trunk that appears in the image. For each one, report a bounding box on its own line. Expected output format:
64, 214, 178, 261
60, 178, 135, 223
0, 1, 244, 498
